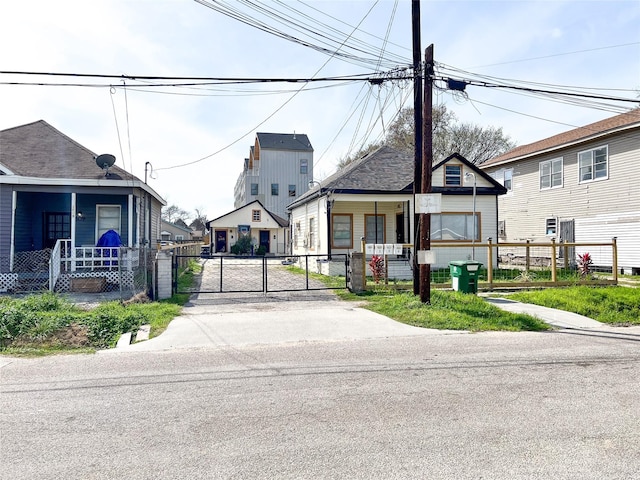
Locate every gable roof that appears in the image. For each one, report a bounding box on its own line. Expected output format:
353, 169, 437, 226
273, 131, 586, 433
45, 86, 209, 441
256, 132, 313, 152
289, 146, 506, 210
207, 200, 288, 228
483, 108, 640, 167
0, 120, 137, 181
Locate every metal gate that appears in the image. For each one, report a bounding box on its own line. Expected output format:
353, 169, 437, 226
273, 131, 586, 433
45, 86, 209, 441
173, 254, 349, 294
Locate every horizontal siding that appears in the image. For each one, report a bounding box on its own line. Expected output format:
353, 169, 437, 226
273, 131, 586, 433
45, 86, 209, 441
575, 211, 640, 269
483, 129, 640, 243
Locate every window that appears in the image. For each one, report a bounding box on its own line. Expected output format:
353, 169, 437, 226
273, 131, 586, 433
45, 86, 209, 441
579, 146, 608, 182
445, 165, 462, 186
300, 159, 308, 174
546, 218, 557, 236
251, 183, 258, 195
430, 213, 479, 241
332, 214, 353, 248
540, 158, 563, 189
175, 235, 184, 241
309, 217, 315, 249
365, 215, 385, 244
252, 210, 261, 222
503, 169, 513, 191
43, 212, 71, 248
271, 183, 279, 196
97, 205, 121, 240
498, 220, 506, 238
288, 184, 296, 197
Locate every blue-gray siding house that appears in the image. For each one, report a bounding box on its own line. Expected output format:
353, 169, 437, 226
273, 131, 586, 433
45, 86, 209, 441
0, 120, 166, 292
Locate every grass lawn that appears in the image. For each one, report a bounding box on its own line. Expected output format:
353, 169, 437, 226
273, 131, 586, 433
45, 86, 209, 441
0, 260, 202, 356
506, 285, 640, 326
339, 288, 551, 332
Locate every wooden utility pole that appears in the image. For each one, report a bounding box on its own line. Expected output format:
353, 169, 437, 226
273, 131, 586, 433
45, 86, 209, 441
411, 0, 422, 295
420, 44, 434, 304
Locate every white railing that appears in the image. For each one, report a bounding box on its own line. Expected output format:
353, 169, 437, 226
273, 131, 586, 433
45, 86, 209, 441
57, 240, 139, 273
50, 240, 63, 291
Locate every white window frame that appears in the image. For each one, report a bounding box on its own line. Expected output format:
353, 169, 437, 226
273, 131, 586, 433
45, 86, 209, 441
96, 204, 121, 241
503, 169, 513, 191
539, 157, 563, 190
546, 217, 557, 236
578, 145, 608, 183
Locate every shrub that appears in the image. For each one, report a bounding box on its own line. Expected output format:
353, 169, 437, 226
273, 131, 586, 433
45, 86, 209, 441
369, 255, 385, 284
231, 235, 252, 255
577, 252, 593, 278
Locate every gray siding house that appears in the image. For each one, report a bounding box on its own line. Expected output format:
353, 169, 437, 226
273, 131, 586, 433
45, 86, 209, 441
0, 120, 166, 292
481, 108, 640, 274
233, 132, 313, 219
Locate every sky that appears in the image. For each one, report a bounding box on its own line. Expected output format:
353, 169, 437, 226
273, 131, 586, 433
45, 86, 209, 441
1, 0, 639, 222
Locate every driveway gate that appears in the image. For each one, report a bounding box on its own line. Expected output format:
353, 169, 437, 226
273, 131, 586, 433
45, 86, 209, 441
173, 254, 348, 294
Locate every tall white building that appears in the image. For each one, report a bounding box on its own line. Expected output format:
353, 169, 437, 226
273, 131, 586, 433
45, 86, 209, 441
234, 132, 314, 219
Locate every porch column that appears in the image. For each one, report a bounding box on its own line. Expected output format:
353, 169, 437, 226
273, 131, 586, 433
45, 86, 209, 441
128, 194, 134, 248
10, 191, 17, 271
71, 192, 77, 272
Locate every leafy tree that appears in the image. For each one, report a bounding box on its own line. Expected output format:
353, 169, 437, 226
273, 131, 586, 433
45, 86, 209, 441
338, 104, 516, 168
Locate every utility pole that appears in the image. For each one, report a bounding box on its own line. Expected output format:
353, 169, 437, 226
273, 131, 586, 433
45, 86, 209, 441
420, 44, 434, 304
411, 0, 422, 296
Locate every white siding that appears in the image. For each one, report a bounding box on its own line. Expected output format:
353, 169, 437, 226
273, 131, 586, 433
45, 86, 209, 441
483, 129, 640, 255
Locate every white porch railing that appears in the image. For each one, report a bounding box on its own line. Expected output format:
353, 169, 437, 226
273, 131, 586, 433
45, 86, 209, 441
49, 240, 140, 292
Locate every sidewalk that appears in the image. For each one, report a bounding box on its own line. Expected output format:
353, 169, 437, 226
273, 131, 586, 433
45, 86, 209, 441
484, 297, 603, 329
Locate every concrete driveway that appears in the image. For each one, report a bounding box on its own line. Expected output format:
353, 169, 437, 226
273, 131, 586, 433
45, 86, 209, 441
115, 291, 459, 352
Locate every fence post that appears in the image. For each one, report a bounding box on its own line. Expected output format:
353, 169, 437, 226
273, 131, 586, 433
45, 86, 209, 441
525, 239, 530, 272
612, 237, 618, 283
550, 238, 557, 284
156, 250, 173, 300
562, 241, 568, 270
487, 237, 493, 290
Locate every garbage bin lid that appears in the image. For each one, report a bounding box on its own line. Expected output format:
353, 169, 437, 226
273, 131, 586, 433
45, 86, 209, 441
449, 260, 482, 266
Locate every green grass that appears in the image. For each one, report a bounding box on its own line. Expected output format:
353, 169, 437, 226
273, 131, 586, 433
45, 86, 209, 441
507, 286, 640, 326
0, 261, 199, 355
353, 289, 550, 332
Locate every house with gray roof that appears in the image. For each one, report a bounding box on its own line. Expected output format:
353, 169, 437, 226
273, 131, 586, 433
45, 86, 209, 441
287, 146, 507, 275
233, 132, 313, 219
0, 120, 166, 293
480, 108, 640, 274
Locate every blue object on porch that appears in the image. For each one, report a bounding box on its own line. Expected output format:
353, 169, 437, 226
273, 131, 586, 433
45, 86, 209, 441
97, 229, 122, 266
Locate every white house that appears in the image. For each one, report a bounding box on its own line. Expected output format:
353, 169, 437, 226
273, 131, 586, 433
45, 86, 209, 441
287, 146, 507, 275
207, 200, 289, 255
481, 108, 640, 274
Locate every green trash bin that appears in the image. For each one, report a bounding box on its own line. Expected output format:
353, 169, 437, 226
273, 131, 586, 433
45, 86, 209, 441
449, 260, 483, 294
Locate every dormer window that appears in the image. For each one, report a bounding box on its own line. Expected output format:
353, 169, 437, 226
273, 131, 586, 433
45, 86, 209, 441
445, 165, 462, 186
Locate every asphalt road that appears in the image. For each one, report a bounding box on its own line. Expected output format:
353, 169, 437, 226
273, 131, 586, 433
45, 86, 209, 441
2, 320, 640, 480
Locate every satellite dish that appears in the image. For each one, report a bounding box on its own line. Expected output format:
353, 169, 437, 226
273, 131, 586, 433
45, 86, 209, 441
95, 154, 116, 176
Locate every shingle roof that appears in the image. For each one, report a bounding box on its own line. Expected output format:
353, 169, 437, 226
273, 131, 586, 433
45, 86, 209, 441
0, 120, 137, 181
256, 132, 313, 152
288, 146, 413, 208
483, 108, 640, 167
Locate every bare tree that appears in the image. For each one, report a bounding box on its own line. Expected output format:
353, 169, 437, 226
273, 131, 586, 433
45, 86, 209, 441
161, 204, 190, 224
338, 104, 515, 168
189, 208, 209, 232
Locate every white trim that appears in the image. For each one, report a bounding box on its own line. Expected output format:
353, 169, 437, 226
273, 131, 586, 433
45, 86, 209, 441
539, 157, 563, 190
577, 144, 609, 184
0, 162, 15, 175
96, 204, 122, 241
10, 191, 16, 271
128, 194, 134, 248
0, 175, 166, 205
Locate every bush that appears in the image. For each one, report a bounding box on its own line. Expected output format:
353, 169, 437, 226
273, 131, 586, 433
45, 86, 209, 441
85, 302, 148, 348
231, 235, 253, 255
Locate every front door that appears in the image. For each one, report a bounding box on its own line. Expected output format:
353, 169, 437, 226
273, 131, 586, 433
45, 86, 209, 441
43, 212, 71, 249
215, 230, 227, 253
259, 230, 270, 253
